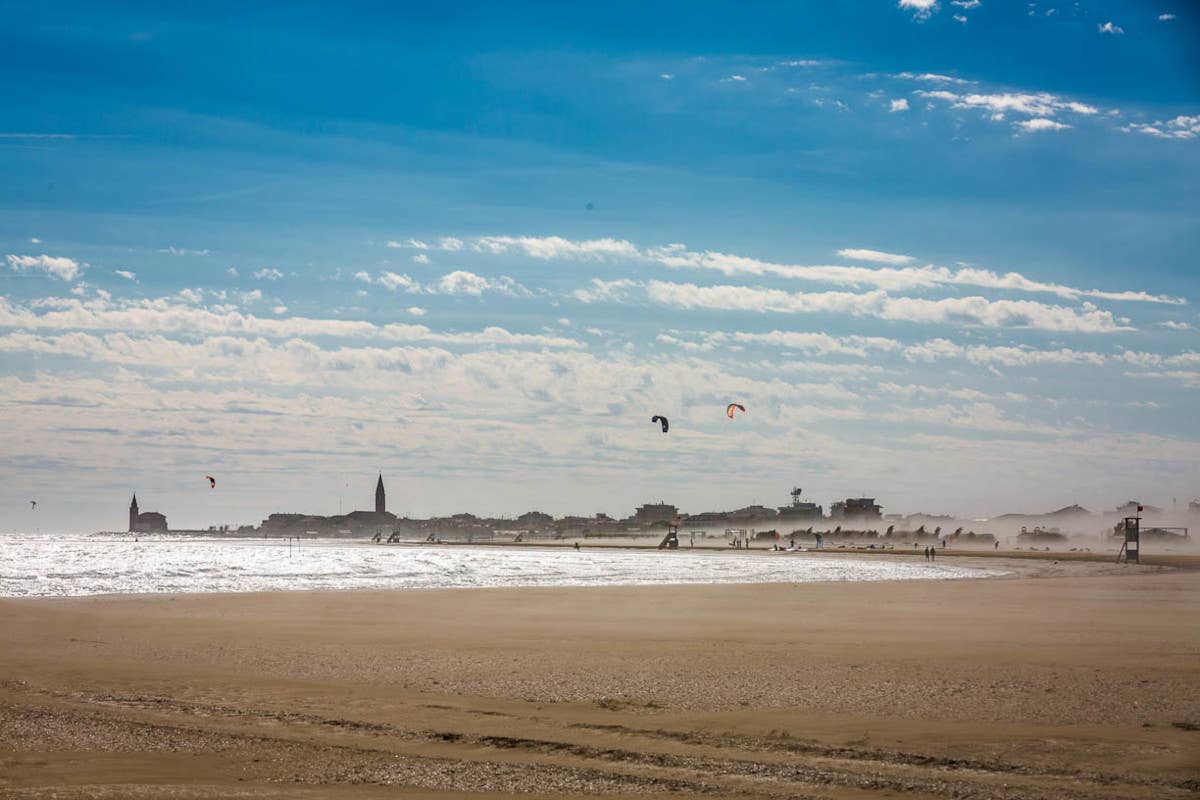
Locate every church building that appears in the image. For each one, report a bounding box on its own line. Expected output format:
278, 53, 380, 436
128, 494, 168, 533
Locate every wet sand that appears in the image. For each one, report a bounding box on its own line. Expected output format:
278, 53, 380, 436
1, 553, 1197, 799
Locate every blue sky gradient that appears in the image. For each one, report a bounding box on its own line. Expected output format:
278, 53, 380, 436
2, 1, 1198, 531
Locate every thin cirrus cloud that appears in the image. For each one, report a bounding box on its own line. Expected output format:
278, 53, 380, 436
6, 253, 83, 281
458, 234, 1183, 304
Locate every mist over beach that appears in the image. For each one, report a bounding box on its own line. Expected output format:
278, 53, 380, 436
2, 0, 1199, 797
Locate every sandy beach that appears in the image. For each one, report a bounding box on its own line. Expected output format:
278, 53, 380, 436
2, 552, 1197, 800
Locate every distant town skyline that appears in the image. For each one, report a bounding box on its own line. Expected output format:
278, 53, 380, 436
2, 1, 1198, 532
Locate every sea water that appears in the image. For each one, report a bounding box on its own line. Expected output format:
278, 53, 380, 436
0, 533, 1005, 597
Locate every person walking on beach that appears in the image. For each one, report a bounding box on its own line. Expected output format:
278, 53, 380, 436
929, 546, 936, 561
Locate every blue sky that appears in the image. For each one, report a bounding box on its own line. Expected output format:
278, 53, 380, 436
2, 0, 1198, 531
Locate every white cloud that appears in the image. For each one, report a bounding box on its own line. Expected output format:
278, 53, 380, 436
1158, 13, 1175, 21
226, 267, 239, 277
432, 270, 525, 297
354, 267, 528, 297
1098, 21, 1124, 34
724, 74, 747, 82
253, 268, 284, 281
1121, 114, 1200, 140
890, 98, 910, 113
953, 14, 968, 23
899, 0, 939, 19
272, 305, 288, 315
637, 280, 1131, 333
902, 338, 1107, 366
29, 237, 41, 244
463, 234, 1184, 305
572, 278, 640, 304
412, 253, 431, 264
670, 328, 1121, 371
6, 254, 83, 281
951, 0, 980, 7
113, 270, 137, 281
1129, 370, 1200, 387
475, 235, 640, 260
387, 237, 463, 251
378, 272, 420, 292
837, 248, 914, 265
894, 72, 972, 85
1014, 118, 1072, 133
0, 294, 581, 349
239, 289, 263, 304
660, 73, 675, 80
1158, 320, 1193, 330
407, 307, 427, 317
157, 247, 210, 256
915, 90, 1099, 118
355, 270, 420, 293
681, 330, 903, 358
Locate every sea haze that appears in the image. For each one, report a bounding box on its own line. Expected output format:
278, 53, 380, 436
0, 534, 1004, 597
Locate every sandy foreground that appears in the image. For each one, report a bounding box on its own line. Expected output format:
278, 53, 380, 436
1, 552, 1197, 799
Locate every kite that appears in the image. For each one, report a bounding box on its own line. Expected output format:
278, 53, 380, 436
651, 415, 669, 433
726, 403, 746, 419
30, 500, 37, 510
206, 476, 216, 489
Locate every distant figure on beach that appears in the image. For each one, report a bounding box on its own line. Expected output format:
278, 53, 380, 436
574, 541, 580, 550
995, 541, 999, 550
929, 546, 936, 561
923, 546, 930, 561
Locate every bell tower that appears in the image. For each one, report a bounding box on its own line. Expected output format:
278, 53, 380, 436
375, 474, 386, 514
129, 494, 139, 532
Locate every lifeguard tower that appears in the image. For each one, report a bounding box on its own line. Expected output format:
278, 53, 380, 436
1116, 507, 1141, 563
658, 521, 680, 550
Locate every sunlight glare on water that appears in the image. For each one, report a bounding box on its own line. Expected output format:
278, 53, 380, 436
0, 534, 1005, 597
